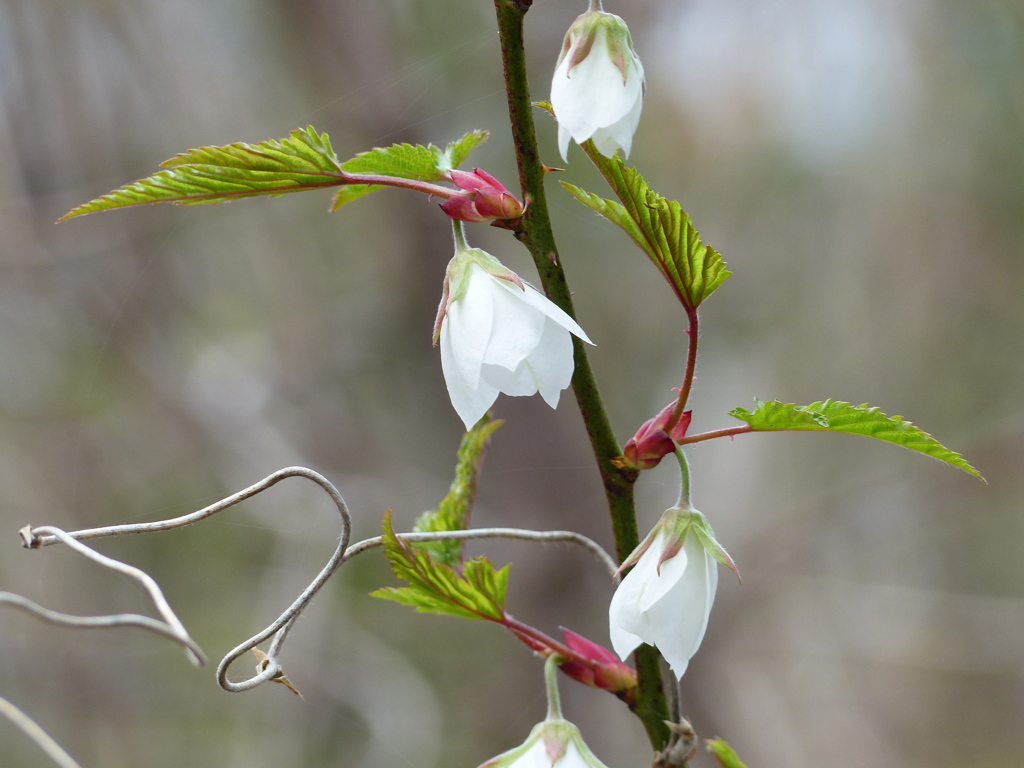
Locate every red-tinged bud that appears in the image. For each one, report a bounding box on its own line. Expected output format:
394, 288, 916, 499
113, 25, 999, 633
558, 628, 637, 704
440, 169, 524, 223
614, 402, 692, 471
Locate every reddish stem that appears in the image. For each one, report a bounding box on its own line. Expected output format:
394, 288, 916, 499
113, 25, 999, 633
501, 614, 593, 667
339, 173, 461, 200
678, 425, 753, 445
665, 306, 699, 434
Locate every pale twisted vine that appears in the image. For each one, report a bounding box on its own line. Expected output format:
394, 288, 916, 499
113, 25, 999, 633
19, 466, 618, 695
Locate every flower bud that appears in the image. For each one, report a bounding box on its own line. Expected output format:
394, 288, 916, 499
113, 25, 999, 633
614, 402, 691, 471
440, 169, 524, 224
557, 628, 637, 704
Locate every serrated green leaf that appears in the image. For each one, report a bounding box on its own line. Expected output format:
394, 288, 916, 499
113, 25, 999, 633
340, 142, 447, 181
371, 513, 509, 621
706, 739, 749, 768
729, 399, 984, 480
328, 183, 382, 212
60, 127, 347, 220
413, 415, 503, 568
565, 146, 731, 309
329, 130, 489, 212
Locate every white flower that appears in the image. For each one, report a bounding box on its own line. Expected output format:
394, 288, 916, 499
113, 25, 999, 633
550, 8, 645, 161
609, 509, 736, 679
437, 245, 593, 430
478, 720, 610, 768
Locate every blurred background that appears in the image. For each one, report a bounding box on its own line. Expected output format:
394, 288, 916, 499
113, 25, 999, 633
0, 0, 1021, 766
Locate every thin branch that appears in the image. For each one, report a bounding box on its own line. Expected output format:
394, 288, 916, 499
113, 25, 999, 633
0, 591, 204, 662
13, 526, 205, 666
341, 527, 619, 579
21, 467, 347, 548
0, 695, 84, 768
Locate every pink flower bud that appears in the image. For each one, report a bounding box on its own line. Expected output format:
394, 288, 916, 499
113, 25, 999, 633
558, 628, 637, 704
440, 169, 524, 223
616, 403, 692, 471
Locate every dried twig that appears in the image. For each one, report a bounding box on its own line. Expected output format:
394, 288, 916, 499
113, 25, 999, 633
9, 526, 204, 666
0, 695, 84, 768
18, 466, 619, 694
341, 527, 620, 579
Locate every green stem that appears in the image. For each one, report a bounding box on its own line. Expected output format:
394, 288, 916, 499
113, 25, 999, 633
451, 220, 469, 251
543, 654, 564, 721
492, 0, 669, 751
674, 447, 692, 509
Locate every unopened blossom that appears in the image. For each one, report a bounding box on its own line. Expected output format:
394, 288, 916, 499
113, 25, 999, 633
436, 227, 593, 430
550, 4, 644, 160
608, 508, 737, 679
614, 401, 692, 472
439, 168, 524, 224
557, 628, 637, 703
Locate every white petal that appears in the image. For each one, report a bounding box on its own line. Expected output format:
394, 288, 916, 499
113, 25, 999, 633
637, 543, 688, 613
446, 265, 495, 384
508, 282, 593, 344
608, 579, 645, 661
482, 277, 546, 371
480, 359, 539, 398
512, 738, 556, 768
643, 536, 719, 678
440, 317, 501, 429
526, 319, 575, 407
478, 317, 573, 406
557, 739, 591, 768
590, 88, 642, 158
608, 540, 661, 639
558, 123, 573, 163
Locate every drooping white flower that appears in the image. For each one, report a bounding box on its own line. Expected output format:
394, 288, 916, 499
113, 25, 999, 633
550, 5, 645, 161
478, 656, 613, 768
478, 720, 611, 768
608, 508, 737, 679
435, 232, 593, 430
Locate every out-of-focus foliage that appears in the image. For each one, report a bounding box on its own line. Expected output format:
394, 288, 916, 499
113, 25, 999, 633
1, 1, 1022, 768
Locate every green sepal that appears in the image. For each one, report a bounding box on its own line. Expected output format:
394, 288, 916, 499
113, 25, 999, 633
561, 147, 730, 309
60, 127, 347, 220
729, 399, 984, 480
371, 512, 509, 622
413, 415, 503, 567
706, 738, 749, 768
329, 130, 489, 212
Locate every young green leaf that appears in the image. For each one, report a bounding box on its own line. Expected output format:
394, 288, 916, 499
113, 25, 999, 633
413, 416, 503, 568
440, 130, 490, 173
60, 127, 347, 220
330, 130, 490, 212
706, 739, 749, 768
561, 145, 730, 309
372, 513, 509, 622
729, 399, 984, 480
